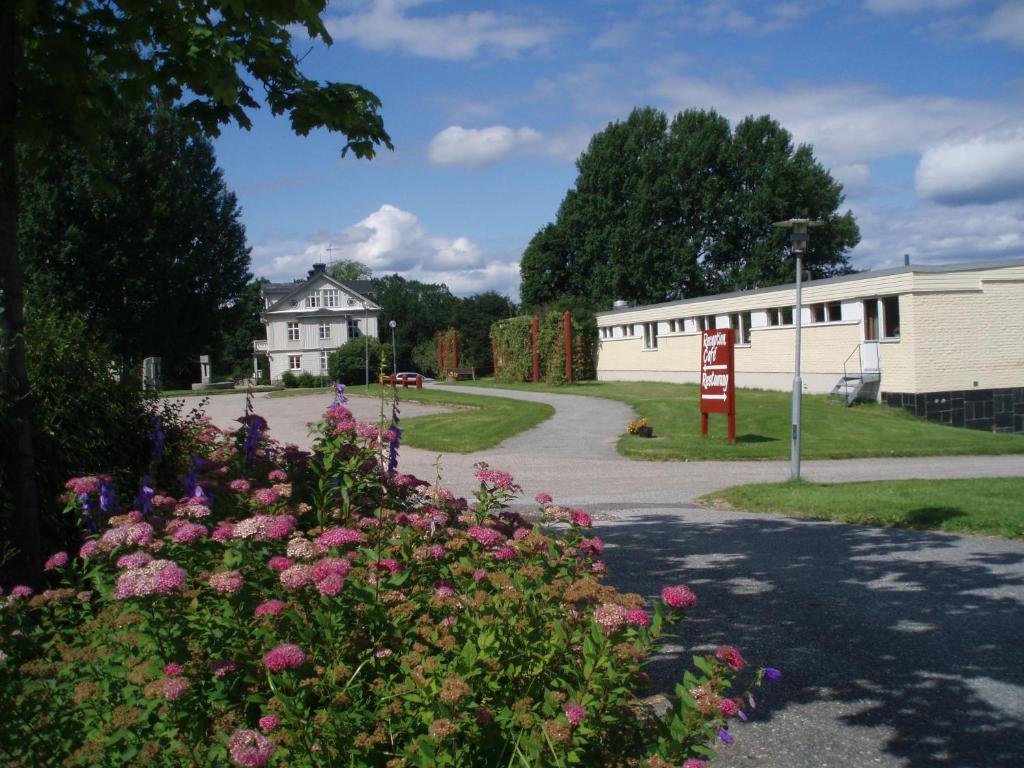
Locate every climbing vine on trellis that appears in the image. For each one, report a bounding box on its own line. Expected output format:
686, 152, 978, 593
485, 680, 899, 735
490, 310, 597, 384
436, 329, 458, 379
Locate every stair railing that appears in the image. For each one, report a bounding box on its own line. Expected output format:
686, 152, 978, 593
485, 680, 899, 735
840, 344, 862, 404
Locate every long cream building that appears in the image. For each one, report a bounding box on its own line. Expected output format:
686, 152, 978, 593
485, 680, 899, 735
595, 258, 1024, 434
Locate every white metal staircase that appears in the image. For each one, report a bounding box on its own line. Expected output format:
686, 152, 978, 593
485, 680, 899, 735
831, 343, 881, 406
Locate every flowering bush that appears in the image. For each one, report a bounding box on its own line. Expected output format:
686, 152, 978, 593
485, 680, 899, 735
0, 385, 776, 767
627, 417, 651, 435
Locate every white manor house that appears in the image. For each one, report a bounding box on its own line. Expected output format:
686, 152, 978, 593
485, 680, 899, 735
253, 264, 380, 382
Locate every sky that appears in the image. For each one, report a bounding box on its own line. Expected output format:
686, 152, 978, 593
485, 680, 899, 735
212, 0, 1024, 300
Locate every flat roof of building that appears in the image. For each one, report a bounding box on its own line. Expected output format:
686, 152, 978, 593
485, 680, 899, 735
595, 257, 1024, 316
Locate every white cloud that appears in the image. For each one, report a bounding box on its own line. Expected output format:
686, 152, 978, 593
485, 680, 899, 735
862, 0, 969, 13
849, 198, 1024, 270
832, 163, 872, 192
427, 124, 589, 166
980, 2, 1024, 45
250, 205, 521, 297
915, 127, 1024, 205
428, 125, 543, 167
324, 0, 556, 61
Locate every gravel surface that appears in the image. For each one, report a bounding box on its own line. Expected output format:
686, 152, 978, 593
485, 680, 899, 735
188, 385, 1024, 768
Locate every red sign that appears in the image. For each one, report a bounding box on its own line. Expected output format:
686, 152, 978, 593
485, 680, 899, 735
700, 328, 736, 442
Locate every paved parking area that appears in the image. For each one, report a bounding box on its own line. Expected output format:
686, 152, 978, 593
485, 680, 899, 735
189, 386, 1024, 767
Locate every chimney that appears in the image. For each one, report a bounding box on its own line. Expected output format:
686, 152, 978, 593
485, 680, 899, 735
903, 254, 910, 266
308, 263, 327, 278
612, 299, 628, 310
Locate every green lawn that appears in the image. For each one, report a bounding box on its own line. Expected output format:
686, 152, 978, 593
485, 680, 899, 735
158, 385, 282, 397
447, 379, 1024, 460
269, 384, 554, 453
699, 478, 1024, 539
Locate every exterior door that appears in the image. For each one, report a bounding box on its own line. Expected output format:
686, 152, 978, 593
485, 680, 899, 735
860, 341, 880, 373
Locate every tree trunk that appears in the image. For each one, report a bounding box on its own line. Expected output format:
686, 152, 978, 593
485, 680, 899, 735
0, 3, 41, 585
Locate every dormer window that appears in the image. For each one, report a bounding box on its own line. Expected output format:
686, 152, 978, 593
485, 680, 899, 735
306, 292, 320, 309
323, 289, 339, 308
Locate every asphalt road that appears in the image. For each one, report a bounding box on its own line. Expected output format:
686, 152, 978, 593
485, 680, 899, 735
190, 386, 1024, 768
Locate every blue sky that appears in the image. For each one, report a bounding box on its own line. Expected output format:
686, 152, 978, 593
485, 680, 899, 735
213, 0, 1024, 299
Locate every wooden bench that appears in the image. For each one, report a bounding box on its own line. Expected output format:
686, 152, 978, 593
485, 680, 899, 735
449, 367, 475, 381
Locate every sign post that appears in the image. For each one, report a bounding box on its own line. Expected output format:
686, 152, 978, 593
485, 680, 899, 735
700, 328, 736, 443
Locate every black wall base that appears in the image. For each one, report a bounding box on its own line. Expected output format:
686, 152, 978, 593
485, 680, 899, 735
881, 387, 1024, 435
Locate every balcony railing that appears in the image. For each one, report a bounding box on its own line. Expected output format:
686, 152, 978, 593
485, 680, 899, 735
253, 339, 268, 353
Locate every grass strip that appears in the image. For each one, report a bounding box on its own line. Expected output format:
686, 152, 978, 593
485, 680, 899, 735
269, 384, 554, 453
699, 478, 1024, 539
447, 380, 1024, 461
158, 385, 283, 397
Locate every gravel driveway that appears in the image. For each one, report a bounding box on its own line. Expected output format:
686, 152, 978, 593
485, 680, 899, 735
187, 385, 1024, 767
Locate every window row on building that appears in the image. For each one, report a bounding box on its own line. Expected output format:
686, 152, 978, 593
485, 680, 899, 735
285, 319, 363, 342
599, 296, 902, 350
287, 351, 333, 372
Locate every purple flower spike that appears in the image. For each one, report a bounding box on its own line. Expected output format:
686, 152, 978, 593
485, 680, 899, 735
765, 667, 782, 682
718, 728, 733, 745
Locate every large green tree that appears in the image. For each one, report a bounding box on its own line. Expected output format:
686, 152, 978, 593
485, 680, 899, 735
19, 102, 251, 386
1, 0, 391, 581
520, 107, 859, 308
371, 274, 458, 373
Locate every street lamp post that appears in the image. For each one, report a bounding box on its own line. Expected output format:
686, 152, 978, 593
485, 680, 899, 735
388, 320, 397, 377
773, 218, 822, 481
363, 302, 370, 390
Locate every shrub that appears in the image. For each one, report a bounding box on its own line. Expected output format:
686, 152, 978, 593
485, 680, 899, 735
280, 371, 299, 388
328, 337, 382, 386
0, 390, 776, 767
296, 371, 318, 388
4, 302, 201, 556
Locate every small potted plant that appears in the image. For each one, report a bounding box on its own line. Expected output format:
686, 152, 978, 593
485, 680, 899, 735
627, 417, 653, 438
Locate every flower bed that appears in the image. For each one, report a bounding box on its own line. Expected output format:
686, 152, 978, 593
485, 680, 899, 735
0, 386, 776, 767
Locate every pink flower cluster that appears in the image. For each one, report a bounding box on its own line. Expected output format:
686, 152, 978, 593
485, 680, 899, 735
491, 545, 518, 561
267, 556, 293, 572
316, 527, 365, 550
162, 676, 191, 701
228, 728, 276, 768
564, 703, 587, 726
209, 570, 244, 594
233, 515, 296, 541
258, 715, 280, 732
229, 479, 251, 493
263, 643, 305, 672
252, 488, 280, 507
254, 599, 287, 618
473, 463, 517, 491
174, 500, 211, 519
113, 559, 187, 600
570, 509, 592, 527
715, 646, 746, 671
326, 404, 355, 434
168, 520, 208, 544
626, 608, 650, 628
100, 522, 155, 550
662, 585, 698, 610
65, 475, 105, 495
594, 603, 628, 632
44, 551, 69, 570
116, 551, 154, 570
535, 492, 553, 505
578, 537, 604, 557
211, 659, 239, 677
467, 526, 503, 548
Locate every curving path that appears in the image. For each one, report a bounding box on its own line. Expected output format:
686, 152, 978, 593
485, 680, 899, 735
191, 385, 1024, 768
